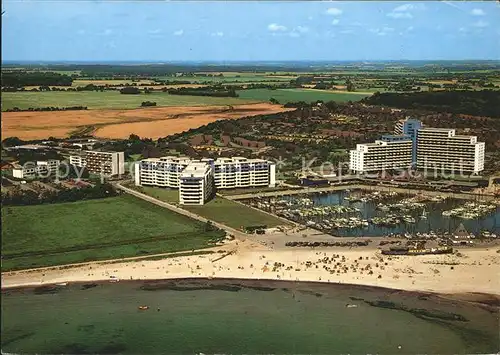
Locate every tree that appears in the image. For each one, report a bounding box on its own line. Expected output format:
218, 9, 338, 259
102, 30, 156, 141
269, 97, 280, 105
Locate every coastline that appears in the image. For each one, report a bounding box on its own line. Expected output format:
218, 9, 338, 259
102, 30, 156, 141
2, 241, 499, 296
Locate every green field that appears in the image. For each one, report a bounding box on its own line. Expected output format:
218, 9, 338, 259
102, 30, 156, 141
183, 197, 288, 230
156, 73, 295, 84
1, 91, 258, 110
237, 88, 371, 103
128, 185, 287, 230
1, 195, 225, 270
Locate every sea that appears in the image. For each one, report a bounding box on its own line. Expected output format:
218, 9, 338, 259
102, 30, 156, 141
2, 279, 499, 354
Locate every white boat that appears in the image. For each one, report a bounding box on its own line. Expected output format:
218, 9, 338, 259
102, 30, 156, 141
56, 282, 68, 286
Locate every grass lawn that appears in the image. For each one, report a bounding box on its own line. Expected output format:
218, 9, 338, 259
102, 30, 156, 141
183, 197, 288, 230
236, 88, 371, 104
1, 91, 258, 111
1, 195, 224, 270
127, 185, 288, 230
131, 185, 180, 203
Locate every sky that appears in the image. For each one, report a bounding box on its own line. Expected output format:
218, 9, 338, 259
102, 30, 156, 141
2, 1, 500, 62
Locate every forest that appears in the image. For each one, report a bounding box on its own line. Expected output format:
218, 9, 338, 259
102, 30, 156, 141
363, 90, 500, 118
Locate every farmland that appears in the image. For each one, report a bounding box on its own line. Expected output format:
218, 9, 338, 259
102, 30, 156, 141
2, 103, 292, 140
1, 195, 225, 270
1, 91, 258, 111
237, 88, 371, 103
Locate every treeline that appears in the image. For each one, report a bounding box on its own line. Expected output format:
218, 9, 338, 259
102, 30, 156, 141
2, 182, 117, 206
167, 87, 238, 97
363, 90, 500, 118
2, 72, 73, 87
5, 106, 87, 112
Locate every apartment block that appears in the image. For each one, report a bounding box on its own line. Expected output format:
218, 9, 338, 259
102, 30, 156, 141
135, 156, 276, 205
12, 160, 60, 179
214, 157, 276, 189
349, 139, 413, 173
394, 118, 423, 165
179, 162, 215, 205
416, 128, 485, 174
69, 151, 125, 176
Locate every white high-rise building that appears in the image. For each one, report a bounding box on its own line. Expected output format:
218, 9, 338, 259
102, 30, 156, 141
349, 139, 413, 173
69, 151, 125, 176
416, 128, 485, 174
214, 157, 276, 189
135, 156, 276, 205
179, 162, 214, 205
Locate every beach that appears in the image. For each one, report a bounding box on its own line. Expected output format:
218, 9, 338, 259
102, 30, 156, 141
2, 240, 499, 295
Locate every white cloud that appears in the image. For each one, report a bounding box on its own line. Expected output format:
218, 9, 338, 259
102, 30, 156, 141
387, 3, 425, 19
340, 29, 354, 34
331, 19, 340, 25
326, 7, 343, 16
369, 27, 394, 36
211, 31, 224, 37
471, 8, 485, 16
387, 12, 413, 19
459, 27, 468, 33
268, 23, 287, 31
393, 4, 414, 12
173, 29, 184, 36
289, 32, 300, 38
101, 29, 113, 36
473, 20, 489, 28
77, 29, 85, 35
308, 16, 313, 21
407, 26, 414, 31
295, 26, 309, 33
148, 29, 162, 34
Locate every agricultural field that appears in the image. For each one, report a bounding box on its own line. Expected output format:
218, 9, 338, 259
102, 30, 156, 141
1, 195, 225, 270
236, 88, 371, 103
1, 91, 257, 111
2, 103, 292, 140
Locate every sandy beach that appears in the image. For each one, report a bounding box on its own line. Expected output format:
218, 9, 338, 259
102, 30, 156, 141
2, 240, 499, 295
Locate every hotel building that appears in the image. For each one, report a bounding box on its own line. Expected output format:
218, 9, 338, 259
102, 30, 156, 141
69, 151, 125, 176
349, 139, 413, 173
12, 160, 60, 179
179, 162, 215, 205
416, 128, 485, 174
135, 156, 276, 205
394, 118, 423, 165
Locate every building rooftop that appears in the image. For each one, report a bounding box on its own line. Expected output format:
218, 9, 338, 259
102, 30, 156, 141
180, 162, 210, 178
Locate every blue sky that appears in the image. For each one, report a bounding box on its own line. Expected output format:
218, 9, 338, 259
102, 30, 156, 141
2, 1, 499, 61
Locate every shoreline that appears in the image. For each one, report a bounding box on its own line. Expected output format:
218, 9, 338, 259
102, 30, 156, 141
2, 241, 499, 295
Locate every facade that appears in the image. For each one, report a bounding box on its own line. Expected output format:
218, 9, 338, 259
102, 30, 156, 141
350, 140, 413, 173
416, 128, 485, 174
214, 157, 276, 189
179, 162, 215, 205
394, 118, 423, 165
12, 160, 60, 179
135, 156, 276, 205
69, 151, 125, 176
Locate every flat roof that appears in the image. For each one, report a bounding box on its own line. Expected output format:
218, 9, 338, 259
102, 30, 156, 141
180, 162, 210, 177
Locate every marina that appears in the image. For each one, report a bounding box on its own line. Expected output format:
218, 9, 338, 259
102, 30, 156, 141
243, 189, 500, 237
